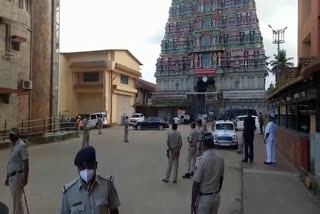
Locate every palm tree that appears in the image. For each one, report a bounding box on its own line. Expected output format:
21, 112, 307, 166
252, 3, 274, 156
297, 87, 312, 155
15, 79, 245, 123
269, 49, 294, 83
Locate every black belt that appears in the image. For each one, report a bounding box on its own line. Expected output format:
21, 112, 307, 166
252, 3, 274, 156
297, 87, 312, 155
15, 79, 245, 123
9, 170, 24, 177
199, 191, 220, 196
189, 145, 196, 147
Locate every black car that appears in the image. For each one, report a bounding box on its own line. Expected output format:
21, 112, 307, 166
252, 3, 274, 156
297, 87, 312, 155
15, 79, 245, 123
134, 117, 169, 130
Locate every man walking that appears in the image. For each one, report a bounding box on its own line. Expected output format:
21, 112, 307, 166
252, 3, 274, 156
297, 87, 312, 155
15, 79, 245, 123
259, 112, 264, 135
97, 116, 103, 135
5, 128, 29, 214
242, 110, 256, 163
75, 116, 81, 138
196, 119, 206, 157
182, 122, 200, 179
124, 116, 129, 142
162, 123, 182, 183
82, 114, 90, 148
191, 133, 224, 214
59, 146, 121, 214
264, 114, 277, 165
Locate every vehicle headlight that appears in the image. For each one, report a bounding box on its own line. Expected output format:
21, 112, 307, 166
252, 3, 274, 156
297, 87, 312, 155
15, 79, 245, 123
213, 134, 218, 141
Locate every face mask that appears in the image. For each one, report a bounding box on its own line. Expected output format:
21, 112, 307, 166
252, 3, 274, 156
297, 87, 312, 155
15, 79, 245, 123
79, 169, 95, 183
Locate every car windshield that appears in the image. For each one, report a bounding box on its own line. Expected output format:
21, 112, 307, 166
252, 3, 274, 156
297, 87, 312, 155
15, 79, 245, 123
132, 115, 141, 118
216, 123, 234, 130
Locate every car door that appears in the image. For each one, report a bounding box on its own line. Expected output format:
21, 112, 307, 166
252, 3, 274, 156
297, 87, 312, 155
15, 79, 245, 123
89, 114, 97, 128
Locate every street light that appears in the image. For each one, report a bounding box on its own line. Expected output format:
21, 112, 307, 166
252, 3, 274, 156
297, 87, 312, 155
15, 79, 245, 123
268, 25, 288, 53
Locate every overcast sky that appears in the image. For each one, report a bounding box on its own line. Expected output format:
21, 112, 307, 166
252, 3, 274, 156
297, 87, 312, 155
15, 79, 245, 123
60, 0, 297, 88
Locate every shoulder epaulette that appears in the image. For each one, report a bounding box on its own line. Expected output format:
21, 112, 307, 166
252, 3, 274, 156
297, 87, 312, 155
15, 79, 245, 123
62, 177, 78, 193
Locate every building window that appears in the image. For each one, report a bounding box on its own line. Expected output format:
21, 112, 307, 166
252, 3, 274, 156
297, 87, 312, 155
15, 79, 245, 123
120, 75, 129, 85
12, 42, 20, 51
201, 36, 211, 46
0, 94, 10, 104
201, 53, 211, 68
83, 72, 99, 82
203, 17, 211, 29
18, 0, 24, 9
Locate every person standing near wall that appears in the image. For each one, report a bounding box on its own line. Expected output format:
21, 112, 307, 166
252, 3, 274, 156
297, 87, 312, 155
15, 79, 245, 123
124, 116, 129, 143
264, 114, 277, 165
75, 116, 81, 138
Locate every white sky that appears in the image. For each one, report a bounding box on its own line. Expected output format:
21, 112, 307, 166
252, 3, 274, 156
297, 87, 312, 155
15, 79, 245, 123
60, 0, 298, 88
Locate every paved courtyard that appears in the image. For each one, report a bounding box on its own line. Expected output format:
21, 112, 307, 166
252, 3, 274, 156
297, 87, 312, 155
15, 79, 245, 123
0, 125, 242, 214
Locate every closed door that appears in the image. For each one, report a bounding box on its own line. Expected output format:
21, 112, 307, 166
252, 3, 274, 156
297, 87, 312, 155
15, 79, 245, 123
117, 95, 131, 124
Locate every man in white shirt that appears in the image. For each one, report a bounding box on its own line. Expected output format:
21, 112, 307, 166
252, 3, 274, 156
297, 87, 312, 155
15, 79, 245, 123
264, 114, 277, 165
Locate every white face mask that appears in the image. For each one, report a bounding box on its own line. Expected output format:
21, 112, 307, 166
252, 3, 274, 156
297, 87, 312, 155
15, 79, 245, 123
79, 169, 95, 183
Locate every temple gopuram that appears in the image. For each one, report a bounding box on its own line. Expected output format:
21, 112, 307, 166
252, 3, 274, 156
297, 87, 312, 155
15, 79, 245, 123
152, 0, 267, 119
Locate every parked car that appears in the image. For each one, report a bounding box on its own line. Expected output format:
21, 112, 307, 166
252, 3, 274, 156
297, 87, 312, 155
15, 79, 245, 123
134, 117, 169, 130
234, 115, 260, 131
212, 120, 238, 149
129, 113, 145, 125
79, 112, 109, 129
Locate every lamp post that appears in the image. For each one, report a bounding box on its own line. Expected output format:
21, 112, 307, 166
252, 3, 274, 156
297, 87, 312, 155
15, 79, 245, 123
268, 25, 288, 82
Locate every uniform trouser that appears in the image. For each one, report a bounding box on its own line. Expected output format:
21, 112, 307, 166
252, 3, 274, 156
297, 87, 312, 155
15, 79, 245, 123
187, 147, 197, 173
164, 151, 179, 181
98, 125, 103, 134
244, 134, 254, 161
76, 127, 81, 137
266, 138, 276, 163
197, 142, 203, 157
196, 193, 221, 214
260, 124, 264, 134
124, 127, 128, 142
82, 132, 90, 148
9, 173, 24, 214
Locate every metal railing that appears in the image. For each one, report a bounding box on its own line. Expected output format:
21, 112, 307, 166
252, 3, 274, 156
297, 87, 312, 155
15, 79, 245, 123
0, 51, 16, 62
0, 116, 77, 143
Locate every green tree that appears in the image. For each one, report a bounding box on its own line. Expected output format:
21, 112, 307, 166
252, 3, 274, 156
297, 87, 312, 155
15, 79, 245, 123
269, 49, 294, 83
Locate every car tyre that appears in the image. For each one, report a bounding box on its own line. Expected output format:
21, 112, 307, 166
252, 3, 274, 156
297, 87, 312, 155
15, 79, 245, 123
159, 125, 164, 130
137, 125, 142, 130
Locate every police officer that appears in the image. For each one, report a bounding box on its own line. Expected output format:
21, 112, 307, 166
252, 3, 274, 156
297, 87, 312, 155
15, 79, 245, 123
82, 114, 90, 148
242, 110, 256, 163
124, 116, 129, 143
264, 114, 277, 165
191, 133, 224, 214
76, 116, 81, 138
97, 116, 103, 135
196, 119, 206, 157
59, 146, 121, 214
162, 123, 182, 183
5, 128, 29, 214
182, 122, 200, 179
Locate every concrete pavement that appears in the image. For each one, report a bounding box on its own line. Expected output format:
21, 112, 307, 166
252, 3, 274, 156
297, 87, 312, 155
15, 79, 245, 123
242, 133, 320, 214
0, 125, 241, 214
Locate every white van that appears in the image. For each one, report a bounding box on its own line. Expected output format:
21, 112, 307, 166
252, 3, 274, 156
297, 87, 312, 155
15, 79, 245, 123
80, 112, 109, 129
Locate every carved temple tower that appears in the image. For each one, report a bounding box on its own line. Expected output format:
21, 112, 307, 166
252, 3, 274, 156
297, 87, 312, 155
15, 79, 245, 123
153, 0, 267, 119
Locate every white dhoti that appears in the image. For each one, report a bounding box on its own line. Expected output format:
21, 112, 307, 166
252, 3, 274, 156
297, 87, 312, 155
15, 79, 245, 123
266, 138, 276, 163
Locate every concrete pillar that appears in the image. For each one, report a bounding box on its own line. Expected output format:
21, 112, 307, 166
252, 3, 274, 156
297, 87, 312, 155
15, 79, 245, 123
31, 0, 54, 120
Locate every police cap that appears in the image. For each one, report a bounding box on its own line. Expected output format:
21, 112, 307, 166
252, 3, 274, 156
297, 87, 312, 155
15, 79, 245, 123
74, 146, 96, 167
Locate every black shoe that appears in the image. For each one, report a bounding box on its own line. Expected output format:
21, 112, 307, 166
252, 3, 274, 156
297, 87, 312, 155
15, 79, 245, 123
190, 171, 194, 176
161, 179, 169, 183
172, 180, 177, 183
249, 159, 254, 163
242, 159, 248, 163
264, 161, 271, 165
182, 173, 190, 179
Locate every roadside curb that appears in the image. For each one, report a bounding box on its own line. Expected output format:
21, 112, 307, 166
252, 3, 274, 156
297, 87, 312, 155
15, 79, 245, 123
299, 168, 320, 198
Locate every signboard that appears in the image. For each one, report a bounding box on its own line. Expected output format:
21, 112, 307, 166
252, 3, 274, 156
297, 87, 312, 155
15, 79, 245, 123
223, 90, 266, 99
194, 68, 216, 75
152, 92, 187, 100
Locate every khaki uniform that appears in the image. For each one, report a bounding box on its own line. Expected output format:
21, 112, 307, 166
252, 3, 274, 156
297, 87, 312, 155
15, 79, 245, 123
7, 139, 29, 214
193, 150, 224, 214
124, 119, 129, 142
164, 130, 182, 182
59, 175, 121, 214
197, 127, 206, 157
187, 129, 200, 173
97, 118, 103, 135
82, 118, 90, 148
